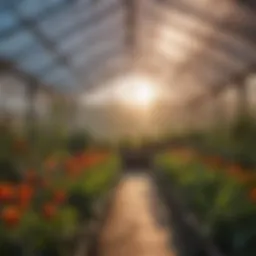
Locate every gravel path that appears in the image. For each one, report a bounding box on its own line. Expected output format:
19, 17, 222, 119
98, 173, 176, 256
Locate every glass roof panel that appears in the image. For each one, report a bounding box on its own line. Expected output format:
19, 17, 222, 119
17, 47, 55, 75
0, 0, 255, 95
0, 30, 38, 58
41, 66, 71, 85
68, 27, 125, 59
38, 0, 119, 39
0, 10, 18, 32
71, 39, 124, 69
17, 0, 65, 18
49, 75, 74, 89
58, 10, 124, 53
77, 47, 125, 82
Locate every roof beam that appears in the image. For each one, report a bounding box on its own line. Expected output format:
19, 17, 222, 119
67, 27, 124, 58
123, 0, 137, 58
152, 0, 256, 80
77, 47, 125, 79
144, 19, 256, 64
157, 0, 256, 45
55, 1, 121, 41
2, 1, 127, 91
36, 41, 124, 79
147, 0, 256, 52
141, 4, 256, 71
12, 20, 123, 63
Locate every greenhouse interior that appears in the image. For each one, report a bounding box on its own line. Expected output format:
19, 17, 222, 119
0, 0, 256, 255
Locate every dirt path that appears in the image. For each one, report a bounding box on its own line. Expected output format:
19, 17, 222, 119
98, 173, 176, 256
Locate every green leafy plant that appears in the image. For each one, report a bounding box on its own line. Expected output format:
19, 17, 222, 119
156, 151, 256, 256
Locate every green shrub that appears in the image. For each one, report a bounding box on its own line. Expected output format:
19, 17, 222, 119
67, 132, 91, 155
156, 152, 256, 256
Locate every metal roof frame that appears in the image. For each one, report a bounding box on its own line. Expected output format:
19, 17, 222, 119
0, 0, 133, 91
0, 0, 256, 101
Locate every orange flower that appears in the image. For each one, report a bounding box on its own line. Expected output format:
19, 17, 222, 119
66, 158, 75, 169
249, 188, 256, 202
226, 164, 251, 183
66, 157, 81, 175
42, 203, 57, 220
53, 190, 66, 204
204, 156, 225, 169
0, 183, 16, 202
1, 206, 21, 228
81, 155, 93, 167
227, 164, 243, 177
81, 152, 105, 167
228, 163, 242, 172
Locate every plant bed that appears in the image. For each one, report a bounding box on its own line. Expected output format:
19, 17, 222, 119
155, 150, 256, 256
0, 151, 120, 256
154, 171, 222, 256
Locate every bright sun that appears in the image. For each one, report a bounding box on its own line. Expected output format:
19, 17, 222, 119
132, 83, 155, 105
116, 75, 157, 107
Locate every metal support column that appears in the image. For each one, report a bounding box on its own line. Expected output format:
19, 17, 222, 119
237, 81, 248, 119
26, 79, 38, 144
211, 90, 226, 129
123, 0, 137, 65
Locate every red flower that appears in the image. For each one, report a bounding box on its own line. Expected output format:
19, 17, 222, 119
227, 164, 242, 177
1, 206, 21, 228
42, 203, 57, 220
249, 188, 256, 202
226, 164, 251, 183
0, 183, 16, 202
81, 152, 104, 167
53, 190, 66, 205
66, 158, 81, 176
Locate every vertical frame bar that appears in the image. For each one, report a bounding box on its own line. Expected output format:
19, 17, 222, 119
26, 79, 38, 144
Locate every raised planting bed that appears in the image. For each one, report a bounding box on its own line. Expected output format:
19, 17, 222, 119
0, 151, 120, 256
155, 149, 256, 256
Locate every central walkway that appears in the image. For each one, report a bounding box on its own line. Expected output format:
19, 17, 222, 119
98, 173, 175, 256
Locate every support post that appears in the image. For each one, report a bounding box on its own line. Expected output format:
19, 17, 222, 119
26, 79, 37, 144
237, 81, 248, 119
123, 0, 137, 64
211, 90, 226, 129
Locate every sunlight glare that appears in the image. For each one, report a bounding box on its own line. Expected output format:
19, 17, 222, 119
116, 75, 158, 107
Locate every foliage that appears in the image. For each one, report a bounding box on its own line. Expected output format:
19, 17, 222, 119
0, 120, 119, 255
67, 131, 92, 155
0, 153, 119, 256
156, 150, 256, 256
172, 115, 256, 168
